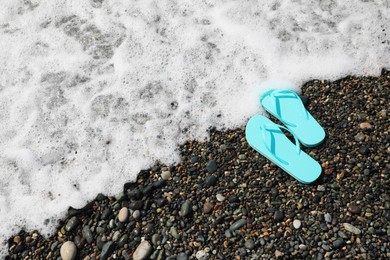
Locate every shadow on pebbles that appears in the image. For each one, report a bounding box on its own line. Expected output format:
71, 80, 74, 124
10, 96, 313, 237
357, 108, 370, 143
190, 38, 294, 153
7, 70, 390, 259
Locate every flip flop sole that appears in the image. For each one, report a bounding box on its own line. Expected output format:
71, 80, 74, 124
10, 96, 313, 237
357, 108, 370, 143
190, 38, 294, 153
260, 88, 325, 147
245, 115, 321, 184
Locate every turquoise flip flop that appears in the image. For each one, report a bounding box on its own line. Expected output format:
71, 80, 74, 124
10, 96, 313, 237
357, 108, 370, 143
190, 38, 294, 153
245, 115, 321, 184
260, 88, 325, 147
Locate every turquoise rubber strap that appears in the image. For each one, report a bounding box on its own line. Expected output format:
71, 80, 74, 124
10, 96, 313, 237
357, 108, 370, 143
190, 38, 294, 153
268, 90, 309, 127
259, 123, 301, 165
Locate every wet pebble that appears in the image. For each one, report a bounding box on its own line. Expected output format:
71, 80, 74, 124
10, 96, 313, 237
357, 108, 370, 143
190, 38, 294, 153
118, 207, 129, 222
293, 219, 301, 229
274, 210, 284, 222
180, 201, 192, 217
348, 205, 361, 214
60, 241, 77, 260
206, 160, 217, 173
343, 223, 361, 235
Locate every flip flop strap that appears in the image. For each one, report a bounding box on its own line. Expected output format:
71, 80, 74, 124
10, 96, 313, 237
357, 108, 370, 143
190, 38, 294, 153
259, 123, 301, 165
269, 90, 309, 127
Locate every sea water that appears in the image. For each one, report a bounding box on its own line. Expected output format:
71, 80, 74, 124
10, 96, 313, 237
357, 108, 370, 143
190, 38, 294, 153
0, 0, 388, 256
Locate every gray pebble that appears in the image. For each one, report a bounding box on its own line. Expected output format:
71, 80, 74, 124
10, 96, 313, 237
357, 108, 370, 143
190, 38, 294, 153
230, 219, 247, 231
65, 217, 79, 232
82, 225, 94, 244
343, 223, 361, 235
100, 241, 115, 260
324, 213, 332, 223
133, 240, 152, 260
333, 238, 345, 249
245, 239, 255, 250
180, 201, 192, 217
206, 160, 217, 173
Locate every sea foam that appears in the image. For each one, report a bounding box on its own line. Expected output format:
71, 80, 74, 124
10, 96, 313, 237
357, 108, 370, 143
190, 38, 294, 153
0, 0, 389, 256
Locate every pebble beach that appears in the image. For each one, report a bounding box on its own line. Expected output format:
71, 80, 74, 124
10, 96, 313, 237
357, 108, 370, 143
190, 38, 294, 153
6, 71, 389, 259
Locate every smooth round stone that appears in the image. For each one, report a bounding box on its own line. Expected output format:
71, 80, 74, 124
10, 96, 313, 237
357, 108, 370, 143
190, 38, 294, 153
229, 219, 247, 231
196, 250, 206, 259
177, 252, 189, 260
118, 234, 128, 247
216, 194, 225, 202
359, 122, 372, 129
324, 213, 332, 223
65, 217, 79, 232
133, 210, 141, 220
206, 160, 217, 173
203, 202, 214, 214
205, 175, 217, 187
348, 205, 361, 214
112, 231, 121, 242
317, 185, 326, 192
180, 201, 192, 217
358, 146, 369, 155
343, 223, 361, 235
151, 233, 162, 246
161, 171, 171, 180
60, 241, 77, 260
354, 132, 365, 142
273, 210, 284, 222
100, 241, 115, 260
225, 229, 233, 238
118, 207, 129, 222
333, 238, 346, 249
245, 239, 255, 250
293, 219, 301, 229
82, 226, 94, 244
133, 240, 152, 260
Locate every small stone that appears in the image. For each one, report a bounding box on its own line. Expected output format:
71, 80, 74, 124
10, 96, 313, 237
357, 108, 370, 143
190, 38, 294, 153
348, 205, 361, 214
190, 156, 199, 163
205, 175, 217, 187
358, 146, 369, 155
65, 217, 79, 232
245, 239, 255, 250
133, 210, 141, 220
177, 252, 189, 260
230, 219, 247, 231
354, 132, 365, 142
169, 226, 180, 240
196, 250, 206, 259
274, 210, 284, 222
293, 219, 301, 229
13, 236, 21, 244
324, 168, 334, 175
180, 201, 192, 217
299, 244, 307, 250
238, 154, 246, 160
359, 122, 372, 129
151, 233, 161, 246
60, 241, 77, 260
343, 223, 361, 235
333, 238, 346, 249
317, 185, 325, 192
118, 207, 129, 222
100, 241, 115, 260
118, 234, 128, 247
161, 171, 171, 180
275, 249, 284, 258
225, 229, 233, 238
203, 202, 214, 214
324, 213, 332, 223
133, 241, 152, 260
82, 226, 94, 244
216, 194, 225, 202
206, 160, 217, 173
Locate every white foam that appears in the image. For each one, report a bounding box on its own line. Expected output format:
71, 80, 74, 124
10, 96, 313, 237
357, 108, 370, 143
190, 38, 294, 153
0, 0, 388, 256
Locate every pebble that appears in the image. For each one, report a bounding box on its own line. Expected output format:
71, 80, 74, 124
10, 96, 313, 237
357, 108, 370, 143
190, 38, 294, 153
177, 252, 189, 260
82, 226, 94, 244
216, 194, 225, 202
354, 132, 365, 142
133, 241, 152, 260
203, 202, 214, 214
359, 122, 372, 129
324, 213, 332, 223
245, 239, 255, 250
161, 171, 171, 180
275, 249, 284, 258
333, 238, 346, 249
100, 241, 115, 260
343, 223, 361, 235
274, 210, 284, 222
229, 219, 247, 231
348, 205, 361, 214
317, 185, 326, 191
180, 201, 192, 217
196, 250, 206, 259
118, 207, 129, 222
358, 146, 369, 154
65, 216, 79, 232
293, 219, 301, 229
205, 175, 217, 186
206, 160, 217, 173
133, 210, 141, 220
60, 241, 77, 260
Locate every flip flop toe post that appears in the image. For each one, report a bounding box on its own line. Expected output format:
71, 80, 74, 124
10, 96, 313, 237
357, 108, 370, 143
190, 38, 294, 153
245, 115, 321, 184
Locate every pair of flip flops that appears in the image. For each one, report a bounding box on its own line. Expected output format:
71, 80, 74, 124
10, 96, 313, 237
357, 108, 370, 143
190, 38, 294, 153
246, 88, 325, 184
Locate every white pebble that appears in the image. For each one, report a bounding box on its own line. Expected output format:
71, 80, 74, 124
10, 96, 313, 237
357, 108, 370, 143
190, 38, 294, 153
196, 250, 206, 259
60, 241, 77, 260
293, 219, 301, 229
161, 171, 171, 180
133, 210, 141, 220
216, 194, 225, 202
118, 207, 129, 223
133, 240, 152, 260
